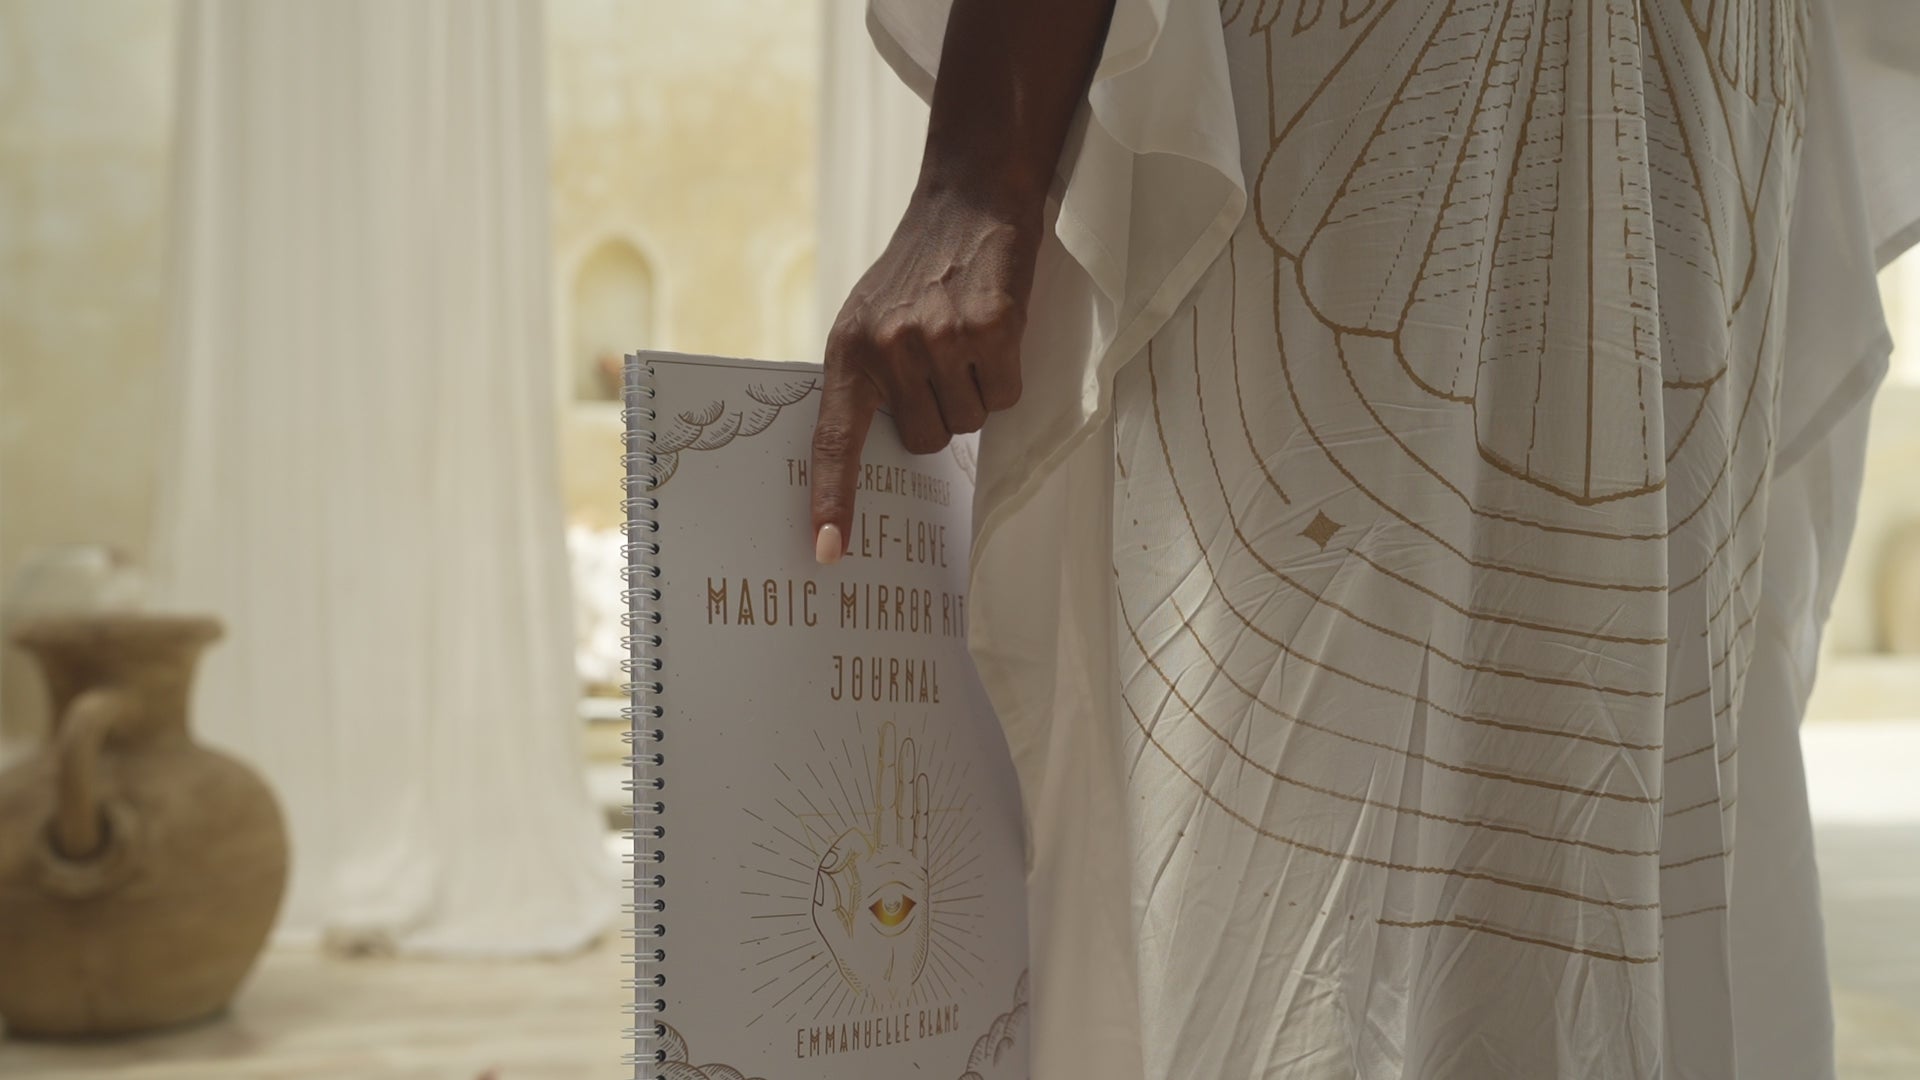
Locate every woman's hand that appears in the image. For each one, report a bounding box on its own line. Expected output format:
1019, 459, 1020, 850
803, 0, 1116, 564
808, 189, 1042, 564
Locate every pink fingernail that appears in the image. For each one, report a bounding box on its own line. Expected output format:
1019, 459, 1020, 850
815, 523, 843, 565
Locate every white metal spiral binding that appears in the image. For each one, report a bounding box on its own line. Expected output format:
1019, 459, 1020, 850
621, 354, 667, 1078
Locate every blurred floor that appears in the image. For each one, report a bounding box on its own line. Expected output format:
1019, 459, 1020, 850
0, 935, 628, 1079
0, 726, 1915, 1078
1805, 720, 1920, 1080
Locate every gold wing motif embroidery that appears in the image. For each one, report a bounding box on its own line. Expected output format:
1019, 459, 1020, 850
1252, 0, 1800, 511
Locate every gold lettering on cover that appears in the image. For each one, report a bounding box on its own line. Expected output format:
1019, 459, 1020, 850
735, 579, 755, 626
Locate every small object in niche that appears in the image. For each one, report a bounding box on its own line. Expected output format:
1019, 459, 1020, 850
1, 544, 148, 620
595, 351, 625, 402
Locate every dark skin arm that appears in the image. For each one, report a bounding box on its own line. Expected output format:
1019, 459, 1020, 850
808, 0, 1119, 563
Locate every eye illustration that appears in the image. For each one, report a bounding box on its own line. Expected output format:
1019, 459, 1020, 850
867, 885, 917, 933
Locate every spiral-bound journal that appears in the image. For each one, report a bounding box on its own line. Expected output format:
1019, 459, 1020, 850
622, 352, 1030, 1080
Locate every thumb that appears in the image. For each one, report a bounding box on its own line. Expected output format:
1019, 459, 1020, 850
810, 343, 877, 564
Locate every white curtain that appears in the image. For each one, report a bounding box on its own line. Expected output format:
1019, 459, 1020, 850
155, 0, 616, 956
814, 1, 928, 352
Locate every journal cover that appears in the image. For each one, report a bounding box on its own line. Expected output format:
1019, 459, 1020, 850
623, 352, 1030, 1080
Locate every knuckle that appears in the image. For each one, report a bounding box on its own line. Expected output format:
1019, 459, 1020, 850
825, 325, 861, 362
967, 292, 1022, 334
922, 318, 960, 348
812, 492, 847, 521
871, 319, 920, 356
826, 308, 877, 355
811, 423, 858, 459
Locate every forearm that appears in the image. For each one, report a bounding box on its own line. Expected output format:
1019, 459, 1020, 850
808, 0, 1115, 554
916, 0, 1117, 222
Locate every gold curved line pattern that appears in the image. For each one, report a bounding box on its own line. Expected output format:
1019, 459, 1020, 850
1667, 411, 1774, 595
1311, 259, 1774, 549
1259, 334, 1666, 588
1662, 381, 1720, 467
1388, 0, 1560, 403
1136, 337, 1672, 752
1712, 607, 1758, 680
1250, 0, 1785, 558
1707, 602, 1760, 677
1209, 287, 1667, 645
1117, 690, 1663, 913
1705, 534, 1768, 626
1120, 580, 1663, 812
1225, 241, 1291, 506
1239, 247, 1674, 590
1663, 795, 1721, 819
1158, 559, 1665, 754
1665, 740, 1719, 766
1376, 918, 1660, 964
1166, 335, 1666, 699
1700, 51, 1770, 312
1253, 0, 1420, 251
1659, 850, 1726, 872
1292, 0, 1674, 506
1662, 902, 1730, 922
1117, 0, 1800, 979
1198, 564, 1666, 749
1645, 11, 1738, 325
1669, 571, 1769, 716
1666, 684, 1713, 712
1278, 271, 1677, 560
1339, 545, 1670, 646
1341, 0, 1380, 30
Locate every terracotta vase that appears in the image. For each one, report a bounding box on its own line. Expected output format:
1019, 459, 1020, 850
0, 614, 288, 1037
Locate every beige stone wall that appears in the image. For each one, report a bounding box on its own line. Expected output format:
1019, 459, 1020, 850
12, 0, 1901, 725
1808, 249, 1920, 720
0, 1, 822, 736
1825, 250, 1920, 655
548, 0, 821, 529
1828, 389, 1920, 659
0, 0, 180, 742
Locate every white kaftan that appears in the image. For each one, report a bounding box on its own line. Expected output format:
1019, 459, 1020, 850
868, 1, 1919, 1077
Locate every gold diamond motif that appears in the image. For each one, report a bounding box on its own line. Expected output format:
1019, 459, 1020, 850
1300, 510, 1341, 550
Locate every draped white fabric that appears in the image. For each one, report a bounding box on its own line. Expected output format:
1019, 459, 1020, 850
814, 2, 928, 359
865, 1, 1918, 1077
155, 0, 616, 956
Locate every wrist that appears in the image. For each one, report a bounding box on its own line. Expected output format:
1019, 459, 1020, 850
911, 156, 1050, 241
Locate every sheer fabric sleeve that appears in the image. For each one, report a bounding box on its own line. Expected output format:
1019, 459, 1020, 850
865, 0, 1247, 545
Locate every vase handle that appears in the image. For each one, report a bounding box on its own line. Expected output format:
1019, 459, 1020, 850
53, 688, 132, 860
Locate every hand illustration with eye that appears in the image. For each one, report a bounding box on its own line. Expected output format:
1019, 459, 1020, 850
813, 721, 931, 1003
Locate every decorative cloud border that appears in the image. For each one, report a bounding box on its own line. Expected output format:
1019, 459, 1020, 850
650, 375, 820, 490
650, 376, 983, 491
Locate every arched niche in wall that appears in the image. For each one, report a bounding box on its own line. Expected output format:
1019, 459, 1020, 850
569, 236, 655, 402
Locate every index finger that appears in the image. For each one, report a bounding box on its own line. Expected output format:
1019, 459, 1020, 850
810, 344, 877, 564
